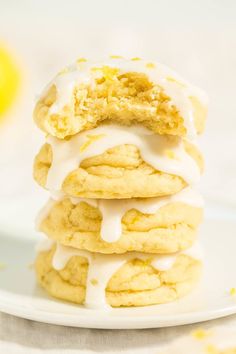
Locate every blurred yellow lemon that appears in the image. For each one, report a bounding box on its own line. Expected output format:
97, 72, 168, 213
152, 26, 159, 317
0, 44, 20, 117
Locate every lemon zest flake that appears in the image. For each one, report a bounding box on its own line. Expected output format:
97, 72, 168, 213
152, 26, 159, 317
166, 76, 186, 88
91, 66, 119, 80
164, 149, 178, 160
146, 62, 156, 69
110, 55, 123, 59
230, 287, 236, 296
131, 57, 141, 61
0, 262, 6, 270
58, 67, 69, 75
205, 344, 218, 354
79, 134, 106, 153
77, 57, 87, 63
191, 328, 212, 340
90, 278, 98, 286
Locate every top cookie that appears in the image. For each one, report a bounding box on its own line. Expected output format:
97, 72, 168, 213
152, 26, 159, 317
34, 57, 207, 139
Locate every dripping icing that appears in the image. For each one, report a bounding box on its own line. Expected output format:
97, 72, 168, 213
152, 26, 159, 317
36, 241, 203, 309
70, 187, 204, 243
46, 124, 201, 191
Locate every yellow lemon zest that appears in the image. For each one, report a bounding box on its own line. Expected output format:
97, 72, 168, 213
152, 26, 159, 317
146, 62, 156, 69
166, 76, 186, 88
91, 66, 119, 80
79, 134, 106, 152
110, 55, 123, 59
230, 287, 236, 296
58, 67, 69, 75
164, 149, 177, 160
77, 57, 87, 63
205, 344, 218, 354
0, 262, 6, 270
191, 328, 212, 340
90, 279, 98, 286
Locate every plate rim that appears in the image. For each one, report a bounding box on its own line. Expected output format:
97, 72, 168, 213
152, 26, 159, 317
1, 289, 236, 329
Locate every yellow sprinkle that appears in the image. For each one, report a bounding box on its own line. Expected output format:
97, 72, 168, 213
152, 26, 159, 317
131, 57, 141, 61
166, 76, 186, 87
58, 67, 69, 75
205, 344, 218, 354
191, 328, 212, 340
110, 55, 123, 59
77, 57, 87, 63
0, 262, 6, 270
90, 278, 98, 286
230, 287, 236, 296
79, 134, 106, 153
146, 62, 156, 69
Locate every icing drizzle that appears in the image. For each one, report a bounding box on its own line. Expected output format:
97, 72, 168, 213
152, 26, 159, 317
46, 124, 201, 191
37, 240, 203, 309
70, 187, 204, 243
36, 187, 203, 244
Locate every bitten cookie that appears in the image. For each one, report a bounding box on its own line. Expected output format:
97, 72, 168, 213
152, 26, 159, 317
34, 57, 207, 139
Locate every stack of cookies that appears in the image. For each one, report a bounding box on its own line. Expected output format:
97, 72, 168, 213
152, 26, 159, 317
33, 57, 207, 308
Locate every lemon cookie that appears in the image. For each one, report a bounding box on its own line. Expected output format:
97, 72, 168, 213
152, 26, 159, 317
33, 124, 203, 199
34, 57, 207, 139
35, 241, 202, 308
36, 188, 203, 254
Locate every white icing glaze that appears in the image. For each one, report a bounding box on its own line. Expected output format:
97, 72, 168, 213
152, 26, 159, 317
50, 190, 65, 201
70, 187, 204, 243
46, 124, 201, 192
36, 241, 202, 309
43, 58, 208, 138
35, 198, 56, 231
35, 236, 54, 253
184, 240, 204, 261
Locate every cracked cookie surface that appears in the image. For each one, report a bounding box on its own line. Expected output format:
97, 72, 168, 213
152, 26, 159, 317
35, 246, 202, 307
34, 140, 203, 199
38, 198, 203, 254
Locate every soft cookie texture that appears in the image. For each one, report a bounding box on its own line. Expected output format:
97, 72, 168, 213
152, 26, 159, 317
38, 198, 203, 254
35, 246, 202, 307
33, 140, 203, 199
33, 58, 207, 139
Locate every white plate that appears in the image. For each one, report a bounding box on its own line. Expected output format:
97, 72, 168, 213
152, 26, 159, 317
0, 204, 236, 329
